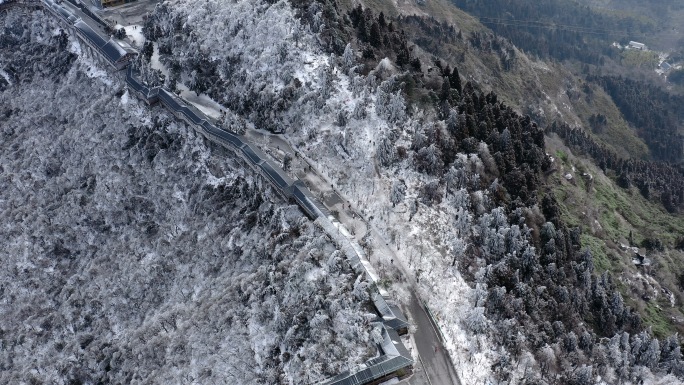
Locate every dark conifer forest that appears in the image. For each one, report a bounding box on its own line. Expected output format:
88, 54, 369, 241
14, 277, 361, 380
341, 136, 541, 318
587, 75, 684, 163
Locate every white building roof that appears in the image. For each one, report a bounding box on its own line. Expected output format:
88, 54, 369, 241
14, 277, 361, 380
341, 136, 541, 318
628, 41, 646, 49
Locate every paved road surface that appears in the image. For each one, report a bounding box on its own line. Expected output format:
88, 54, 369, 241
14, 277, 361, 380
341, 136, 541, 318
60, 0, 109, 35
98, 0, 158, 26
405, 294, 462, 385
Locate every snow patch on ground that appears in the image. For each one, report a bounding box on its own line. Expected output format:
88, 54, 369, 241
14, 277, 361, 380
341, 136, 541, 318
123, 24, 145, 47
0, 68, 12, 86
295, 51, 329, 86
120, 89, 130, 105
177, 84, 224, 120
149, 43, 169, 77
68, 39, 82, 56
78, 56, 113, 86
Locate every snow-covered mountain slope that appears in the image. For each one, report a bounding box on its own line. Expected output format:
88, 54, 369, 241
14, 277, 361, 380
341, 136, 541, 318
142, 0, 324, 133
0, 8, 375, 384
136, 1, 684, 384
140, 1, 500, 383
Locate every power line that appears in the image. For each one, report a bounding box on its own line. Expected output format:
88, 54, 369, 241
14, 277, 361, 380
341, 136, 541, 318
479, 17, 628, 36
477, 17, 681, 39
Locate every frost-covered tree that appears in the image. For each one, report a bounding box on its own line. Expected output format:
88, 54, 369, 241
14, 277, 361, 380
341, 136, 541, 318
283, 152, 293, 171
464, 307, 488, 334
336, 108, 349, 127
451, 238, 467, 266
376, 135, 396, 166
390, 179, 406, 207
342, 43, 356, 73
385, 92, 406, 123
415, 144, 444, 175
375, 77, 406, 124
571, 365, 593, 385
408, 198, 418, 221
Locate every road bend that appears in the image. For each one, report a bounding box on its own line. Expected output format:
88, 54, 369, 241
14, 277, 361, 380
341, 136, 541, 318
245, 129, 462, 385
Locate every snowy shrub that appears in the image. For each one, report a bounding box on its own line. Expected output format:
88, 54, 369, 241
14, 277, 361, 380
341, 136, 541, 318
463, 307, 488, 334
376, 135, 396, 166
390, 179, 406, 207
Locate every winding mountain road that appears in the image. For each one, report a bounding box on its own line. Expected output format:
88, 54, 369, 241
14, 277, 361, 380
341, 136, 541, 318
246, 129, 462, 385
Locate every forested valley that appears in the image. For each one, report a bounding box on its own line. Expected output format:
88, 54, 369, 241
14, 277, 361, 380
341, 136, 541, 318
587, 75, 684, 163
446, 0, 684, 166
450, 0, 654, 66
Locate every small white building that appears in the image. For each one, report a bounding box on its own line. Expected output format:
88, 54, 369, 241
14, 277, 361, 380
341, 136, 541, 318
628, 41, 647, 50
